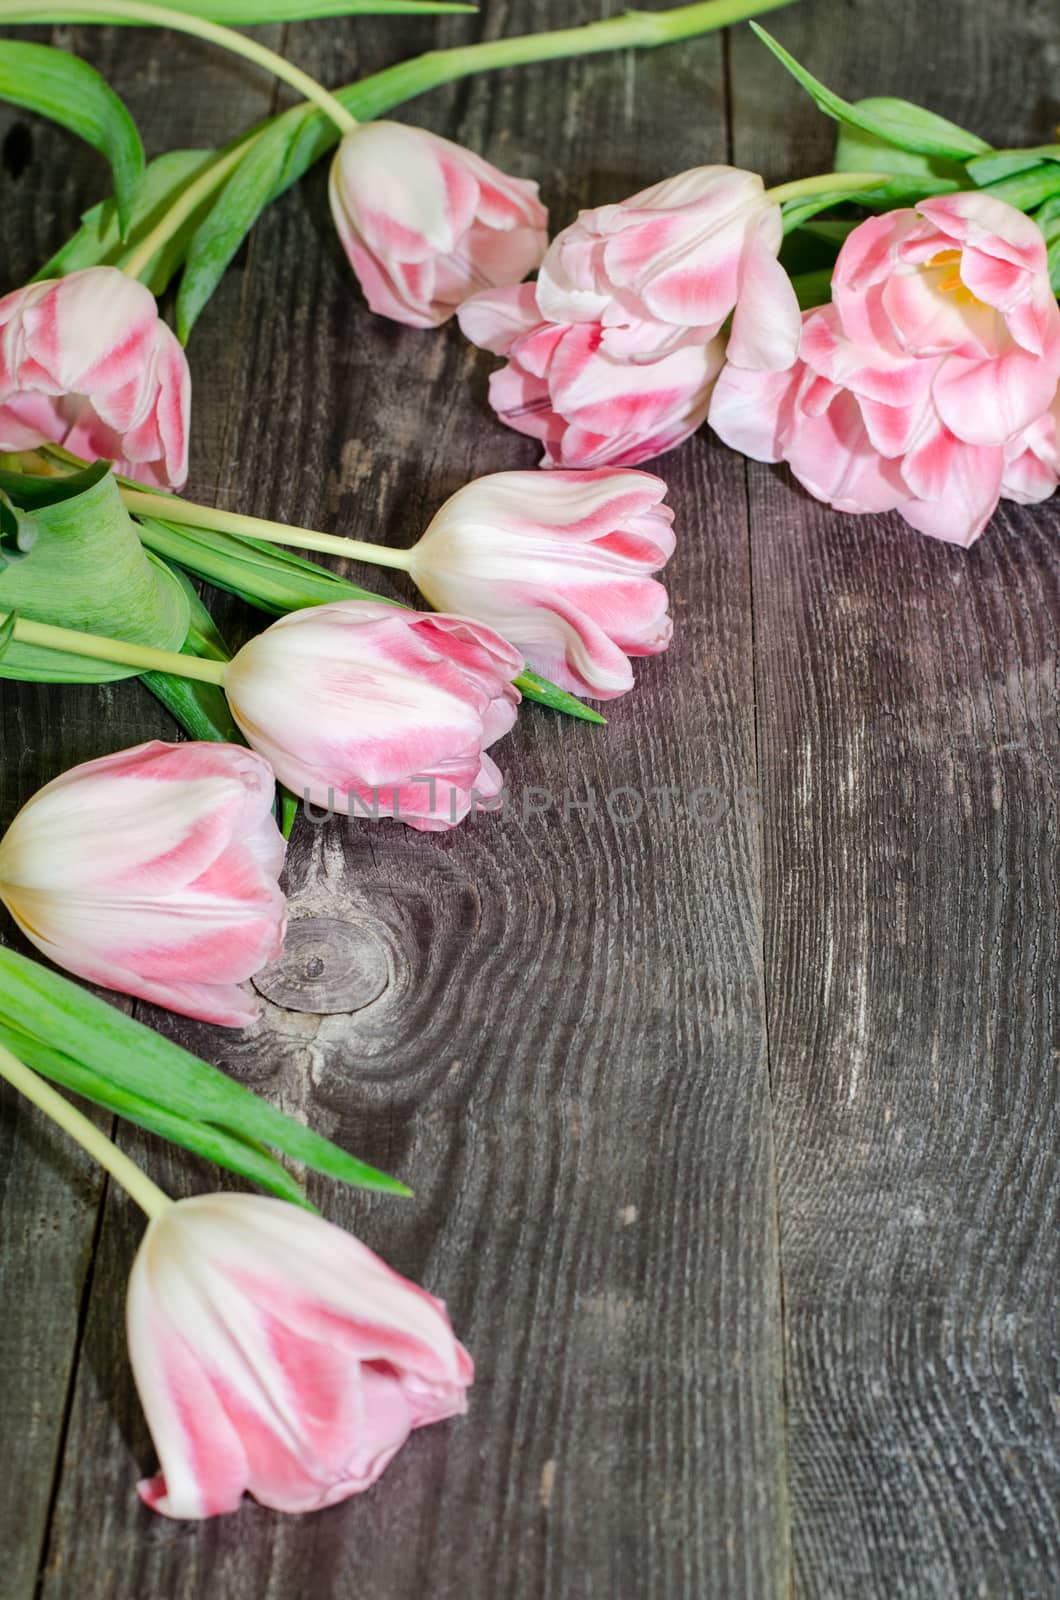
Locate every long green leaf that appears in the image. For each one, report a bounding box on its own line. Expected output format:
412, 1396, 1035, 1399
0, 40, 143, 235
751, 26, 990, 159
0, 1017, 311, 1206
177, 115, 304, 342
0, 947, 410, 1195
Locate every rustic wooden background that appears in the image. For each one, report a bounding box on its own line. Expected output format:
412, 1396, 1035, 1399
1, 1, 1058, 1595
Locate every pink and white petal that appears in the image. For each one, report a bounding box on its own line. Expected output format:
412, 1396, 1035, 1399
1004, 289, 1060, 360
487, 360, 565, 444
22, 269, 157, 395
832, 211, 913, 297
881, 266, 1002, 359
457, 282, 541, 353
726, 231, 802, 371
896, 412, 1003, 545
800, 303, 931, 407
933, 346, 1060, 446
708, 360, 797, 461
130, 1326, 251, 1519
1001, 447, 1059, 503
784, 391, 909, 515
917, 193, 1048, 275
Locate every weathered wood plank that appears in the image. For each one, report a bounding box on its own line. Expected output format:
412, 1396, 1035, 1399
731, 5, 1060, 1594
32, 6, 787, 1596
0, 21, 290, 1600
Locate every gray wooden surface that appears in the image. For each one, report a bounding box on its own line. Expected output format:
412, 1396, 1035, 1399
1, 2, 1057, 1596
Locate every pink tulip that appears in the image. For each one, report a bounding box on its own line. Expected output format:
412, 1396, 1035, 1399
457, 165, 799, 467
224, 600, 522, 830
0, 741, 285, 1027
128, 1193, 473, 1518
710, 194, 1060, 545
1002, 383, 1060, 505
0, 266, 191, 489
408, 468, 675, 699
329, 122, 548, 329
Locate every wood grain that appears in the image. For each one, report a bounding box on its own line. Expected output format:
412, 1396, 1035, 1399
2, 2, 1058, 1597
7, 6, 788, 1599
732, 4, 1060, 1594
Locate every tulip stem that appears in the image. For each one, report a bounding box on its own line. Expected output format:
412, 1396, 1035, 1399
764, 171, 888, 206
0, 1042, 171, 1218
347, 0, 798, 95
120, 489, 414, 572
120, 139, 253, 282
2, 613, 229, 685
0, 0, 358, 135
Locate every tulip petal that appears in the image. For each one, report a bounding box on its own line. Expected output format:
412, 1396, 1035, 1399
726, 228, 802, 371
129, 1194, 473, 1518
0, 267, 190, 489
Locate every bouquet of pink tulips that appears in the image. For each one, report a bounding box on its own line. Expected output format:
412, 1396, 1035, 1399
2, 0, 1060, 1521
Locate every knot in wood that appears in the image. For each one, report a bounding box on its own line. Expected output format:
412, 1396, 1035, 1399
252, 916, 390, 1014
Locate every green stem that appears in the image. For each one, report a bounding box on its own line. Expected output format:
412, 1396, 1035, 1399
765, 171, 887, 205
120, 488, 413, 571
0, 0, 357, 134
3, 613, 229, 684
348, 0, 798, 99
0, 1041, 171, 1218
121, 138, 253, 280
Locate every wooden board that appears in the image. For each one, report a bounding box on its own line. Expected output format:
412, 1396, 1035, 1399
731, 4, 1060, 1595
0, 2, 1057, 1596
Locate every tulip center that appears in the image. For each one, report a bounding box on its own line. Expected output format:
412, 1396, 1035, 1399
927, 248, 984, 308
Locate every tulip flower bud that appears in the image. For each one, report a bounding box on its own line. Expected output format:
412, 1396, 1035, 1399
458, 165, 799, 467
408, 468, 676, 699
0, 266, 191, 489
224, 600, 522, 830
127, 1193, 473, 1518
0, 742, 286, 1027
328, 122, 548, 329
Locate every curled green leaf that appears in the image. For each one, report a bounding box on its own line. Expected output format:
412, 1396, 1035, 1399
0, 40, 144, 235
751, 26, 990, 160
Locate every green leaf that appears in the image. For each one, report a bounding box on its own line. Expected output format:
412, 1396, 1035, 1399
178, 116, 301, 342
0, 947, 411, 1196
0, 40, 144, 235
136, 511, 388, 612
966, 145, 1060, 186
513, 668, 605, 724
34, 146, 220, 293
751, 26, 990, 159
833, 115, 966, 205
0, 607, 18, 658
279, 787, 300, 840
1033, 196, 1060, 295
780, 189, 883, 233
979, 164, 1060, 213
789, 268, 834, 311
0, 490, 38, 574
0, 1017, 311, 1206
141, 562, 244, 743
0, 464, 190, 682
